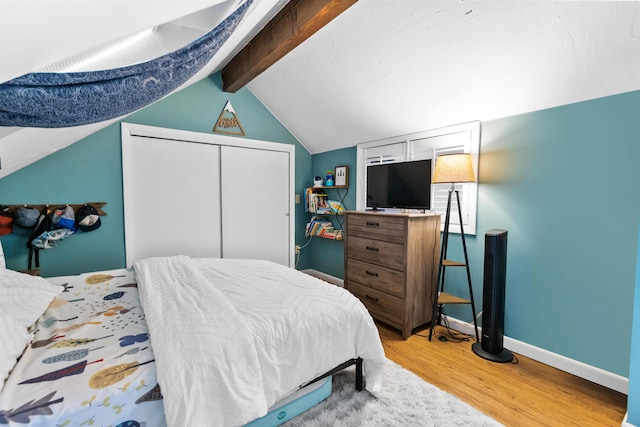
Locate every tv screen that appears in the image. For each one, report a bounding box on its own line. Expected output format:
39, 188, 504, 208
366, 159, 432, 210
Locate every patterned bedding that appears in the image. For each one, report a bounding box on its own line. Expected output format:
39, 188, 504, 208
0, 258, 386, 426
0, 267, 165, 426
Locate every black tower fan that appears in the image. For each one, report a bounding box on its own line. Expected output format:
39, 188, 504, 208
472, 229, 513, 363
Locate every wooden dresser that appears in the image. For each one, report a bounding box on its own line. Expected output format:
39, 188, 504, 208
344, 211, 440, 339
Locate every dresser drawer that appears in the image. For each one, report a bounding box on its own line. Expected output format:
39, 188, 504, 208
347, 214, 406, 243
347, 236, 405, 270
346, 258, 405, 298
347, 282, 403, 325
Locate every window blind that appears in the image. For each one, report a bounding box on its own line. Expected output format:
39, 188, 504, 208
357, 121, 480, 234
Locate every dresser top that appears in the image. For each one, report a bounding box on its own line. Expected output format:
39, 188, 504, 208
345, 210, 439, 218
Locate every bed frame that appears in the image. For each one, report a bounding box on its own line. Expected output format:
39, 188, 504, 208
304, 357, 364, 391
2, 259, 378, 427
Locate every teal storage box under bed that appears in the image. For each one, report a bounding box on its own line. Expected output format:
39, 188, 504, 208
244, 376, 332, 427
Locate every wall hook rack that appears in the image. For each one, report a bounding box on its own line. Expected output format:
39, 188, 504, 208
5, 202, 107, 216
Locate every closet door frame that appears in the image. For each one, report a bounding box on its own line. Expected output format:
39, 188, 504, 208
121, 122, 295, 267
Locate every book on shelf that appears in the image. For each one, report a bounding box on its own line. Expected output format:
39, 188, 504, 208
315, 193, 328, 213
305, 188, 329, 214
321, 229, 343, 240
328, 200, 344, 214
305, 188, 314, 213
305, 216, 334, 238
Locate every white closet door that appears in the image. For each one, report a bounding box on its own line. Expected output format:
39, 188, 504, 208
221, 145, 291, 266
122, 136, 222, 266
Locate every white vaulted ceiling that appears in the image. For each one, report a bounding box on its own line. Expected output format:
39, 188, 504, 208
247, 0, 640, 153
1, 1, 639, 177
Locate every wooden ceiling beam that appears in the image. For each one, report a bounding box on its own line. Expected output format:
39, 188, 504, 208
222, 0, 358, 93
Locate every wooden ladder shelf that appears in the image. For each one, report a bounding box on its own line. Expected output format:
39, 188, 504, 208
437, 290, 470, 305
428, 188, 479, 342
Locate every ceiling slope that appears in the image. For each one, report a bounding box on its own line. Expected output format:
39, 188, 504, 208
1, 1, 639, 177
0, 0, 357, 178
246, 0, 640, 154
0, 0, 290, 179
0, 1, 228, 84
222, 0, 358, 92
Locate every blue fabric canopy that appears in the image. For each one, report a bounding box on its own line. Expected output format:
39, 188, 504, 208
0, 0, 252, 128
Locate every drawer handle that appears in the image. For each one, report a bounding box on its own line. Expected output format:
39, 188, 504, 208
366, 221, 380, 227
365, 246, 379, 252
365, 270, 379, 277
365, 294, 379, 303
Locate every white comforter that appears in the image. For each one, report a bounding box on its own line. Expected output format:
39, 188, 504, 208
134, 256, 385, 427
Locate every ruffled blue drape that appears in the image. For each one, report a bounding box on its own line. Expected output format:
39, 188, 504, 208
0, 0, 252, 128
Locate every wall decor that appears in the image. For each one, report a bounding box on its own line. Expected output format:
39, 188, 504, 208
212, 100, 245, 136
335, 165, 348, 186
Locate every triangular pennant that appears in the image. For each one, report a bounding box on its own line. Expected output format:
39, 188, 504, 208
213, 100, 245, 136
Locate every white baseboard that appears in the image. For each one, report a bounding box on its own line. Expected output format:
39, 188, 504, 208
441, 315, 629, 395
622, 412, 636, 427
299, 269, 344, 287
300, 270, 630, 396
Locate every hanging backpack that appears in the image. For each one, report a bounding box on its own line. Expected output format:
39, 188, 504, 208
26, 207, 52, 269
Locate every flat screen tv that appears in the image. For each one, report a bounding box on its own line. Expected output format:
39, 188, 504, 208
366, 159, 432, 210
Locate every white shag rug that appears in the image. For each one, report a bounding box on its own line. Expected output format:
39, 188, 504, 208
283, 359, 504, 427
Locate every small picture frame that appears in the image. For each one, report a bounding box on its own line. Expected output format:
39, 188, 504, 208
335, 165, 348, 187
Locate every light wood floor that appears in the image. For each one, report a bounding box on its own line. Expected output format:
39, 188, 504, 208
378, 323, 628, 427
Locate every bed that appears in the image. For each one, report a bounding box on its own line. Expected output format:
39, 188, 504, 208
0, 255, 386, 426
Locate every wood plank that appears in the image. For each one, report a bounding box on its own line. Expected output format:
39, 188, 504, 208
222, 0, 358, 92
346, 258, 405, 298
378, 322, 627, 427
438, 291, 470, 304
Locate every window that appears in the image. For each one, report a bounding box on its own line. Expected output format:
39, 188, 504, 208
356, 121, 480, 235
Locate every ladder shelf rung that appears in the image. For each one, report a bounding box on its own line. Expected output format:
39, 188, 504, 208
438, 292, 471, 305
443, 259, 466, 267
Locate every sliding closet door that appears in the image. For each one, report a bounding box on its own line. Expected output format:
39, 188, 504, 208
122, 136, 222, 266
220, 146, 291, 266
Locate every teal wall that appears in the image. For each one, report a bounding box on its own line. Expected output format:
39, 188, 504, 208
1, 67, 638, 391
0, 73, 311, 276
297, 146, 357, 276
629, 221, 640, 423
1, 125, 126, 275
468, 91, 640, 379
307, 91, 640, 380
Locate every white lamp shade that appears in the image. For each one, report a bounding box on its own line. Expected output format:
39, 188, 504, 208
432, 153, 476, 184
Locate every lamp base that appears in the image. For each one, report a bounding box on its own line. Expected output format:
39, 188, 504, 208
472, 342, 514, 363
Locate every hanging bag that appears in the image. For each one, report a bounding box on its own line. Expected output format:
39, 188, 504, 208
26, 207, 52, 269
